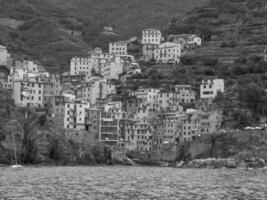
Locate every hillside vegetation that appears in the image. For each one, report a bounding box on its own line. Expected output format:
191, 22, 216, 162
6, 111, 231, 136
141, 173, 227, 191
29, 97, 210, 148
131, 0, 267, 128
0, 0, 207, 72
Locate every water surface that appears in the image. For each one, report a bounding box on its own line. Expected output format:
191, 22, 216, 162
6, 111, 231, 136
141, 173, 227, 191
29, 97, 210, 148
0, 166, 266, 199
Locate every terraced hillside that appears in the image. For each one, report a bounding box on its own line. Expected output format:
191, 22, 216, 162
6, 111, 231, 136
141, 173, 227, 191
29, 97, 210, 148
171, 0, 267, 64
0, 0, 208, 72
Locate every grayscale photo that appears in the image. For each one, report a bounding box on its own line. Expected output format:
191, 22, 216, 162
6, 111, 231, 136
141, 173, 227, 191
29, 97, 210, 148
0, 0, 266, 199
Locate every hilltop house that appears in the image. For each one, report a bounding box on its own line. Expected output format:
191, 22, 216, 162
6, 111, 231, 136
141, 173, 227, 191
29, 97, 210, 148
109, 41, 128, 55
168, 34, 201, 49
0, 45, 11, 66
142, 29, 162, 62
154, 42, 182, 64
200, 79, 224, 99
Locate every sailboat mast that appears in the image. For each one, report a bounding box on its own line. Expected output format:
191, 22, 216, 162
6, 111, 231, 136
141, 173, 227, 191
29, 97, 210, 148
12, 130, 18, 164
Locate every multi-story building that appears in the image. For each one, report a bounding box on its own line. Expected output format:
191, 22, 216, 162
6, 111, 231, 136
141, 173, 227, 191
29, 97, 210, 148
43, 74, 62, 105
70, 57, 94, 76
86, 107, 101, 142
64, 100, 89, 129
0, 45, 11, 66
181, 109, 203, 142
154, 42, 182, 63
130, 88, 160, 104
141, 29, 162, 45
101, 60, 124, 80
47, 95, 69, 132
61, 72, 86, 84
200, 110, 223, 135
200, 79, 224, 99
109, 41, 128, 55
75, 77, 116, 105
153, 111, 185, 149
158, 91, 175, 109
142, 44, 158, 62
124, 119, 153, 151
90, 47, 115, 73
104, 101, 123, 119
99, 111, 119, 146
101, 55, 135, 79
174, 85, 196, 104
141, 29, 162, 62
13, 78, 47, 108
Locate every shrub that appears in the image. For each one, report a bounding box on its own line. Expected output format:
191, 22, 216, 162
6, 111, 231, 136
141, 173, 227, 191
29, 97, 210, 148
180, 54, 200, 65
202, 57, 218, 66
248, 55, 262, 63
235, 56, 247, 64
221, 40, 237, 48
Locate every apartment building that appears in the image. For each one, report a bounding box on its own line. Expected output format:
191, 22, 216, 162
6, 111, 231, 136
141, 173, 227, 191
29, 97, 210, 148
154, 42, 182, 63
0, 45, 11, 66
141, 29, 162, 45
13, 78, 47, 108
142, 44, 159, 62
141, 29, 162, 62
174, 85, 196, 104
75, 77, 116, 105
181, 109, 203, 142
101, 61, 124, 80
130, 88, 160, 104
201, 110, 223, 135
158, 91, 174, 109
86, 107, 101, 141
200, 79, 224, 99
153, 112, 185, 149
124, 119, 153, 151
70, 57, 94, 76
109, 41, 128, 55
47, 95, 69, 131
99, 111, 119, 146
64, 99, 90, 132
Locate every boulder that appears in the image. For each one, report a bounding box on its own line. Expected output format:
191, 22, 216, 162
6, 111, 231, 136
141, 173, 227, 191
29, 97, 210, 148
227, 158, 237, 168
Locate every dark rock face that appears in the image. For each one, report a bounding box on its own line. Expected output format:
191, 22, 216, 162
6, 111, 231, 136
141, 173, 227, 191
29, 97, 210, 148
176, 132, 267, 167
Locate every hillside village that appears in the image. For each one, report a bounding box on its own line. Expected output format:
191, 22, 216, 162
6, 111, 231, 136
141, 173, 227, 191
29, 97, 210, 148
0, 27, 231, 155
0, 0, 267, 165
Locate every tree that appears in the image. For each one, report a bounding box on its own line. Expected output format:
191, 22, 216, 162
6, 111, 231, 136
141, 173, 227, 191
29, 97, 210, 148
238, 83, 265, 116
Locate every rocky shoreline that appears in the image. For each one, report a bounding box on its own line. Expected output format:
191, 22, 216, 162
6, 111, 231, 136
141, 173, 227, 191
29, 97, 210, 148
175, 158, 267, 169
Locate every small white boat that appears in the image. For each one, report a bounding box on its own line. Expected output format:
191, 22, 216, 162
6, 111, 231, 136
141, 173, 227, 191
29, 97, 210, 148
10, 128, 23, 169
10, 164, 23, 169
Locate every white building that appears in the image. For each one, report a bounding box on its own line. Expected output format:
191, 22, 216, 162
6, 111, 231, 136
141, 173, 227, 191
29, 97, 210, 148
13, 79, 46, 108
141, 29, 162, 45
200, 79, 224, 99
168, 34, 202, 49
70, 57, 94, 76
101, 61, 123, 80
76, 77, 116, 105
0, 45, 11, 66
64, 100, 90, 130
188, 35, 202, 47
154, 42, 182, 63
141, 29, 162, 62
109, 41, 128, 55
130, 88, 160, 104
174, 85, 196, 104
